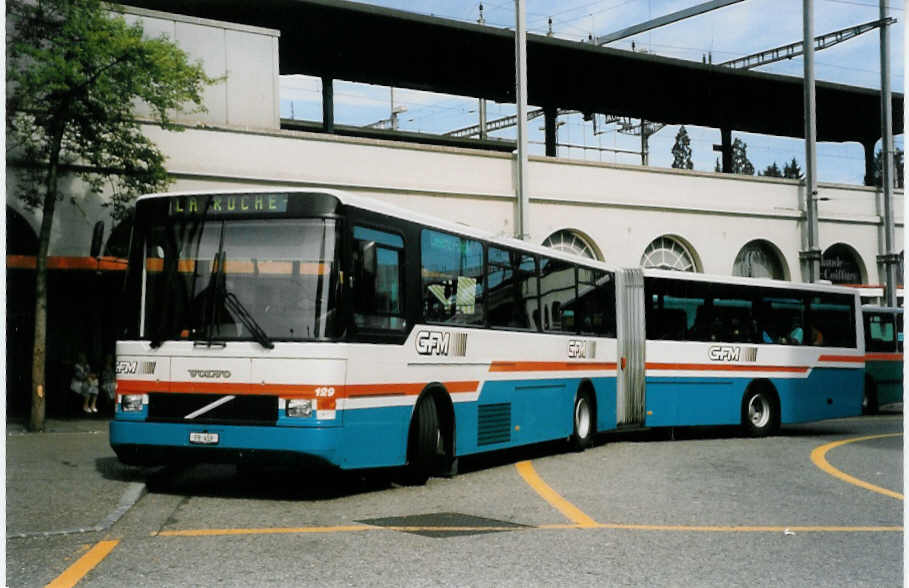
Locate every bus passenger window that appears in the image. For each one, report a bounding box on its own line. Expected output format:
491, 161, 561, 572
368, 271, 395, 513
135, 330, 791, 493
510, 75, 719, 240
488, 247, 537, 330
353, 226, 405, 330
540, 257, 575, 333
866, 313, 895, 352
420, 230, 484, 325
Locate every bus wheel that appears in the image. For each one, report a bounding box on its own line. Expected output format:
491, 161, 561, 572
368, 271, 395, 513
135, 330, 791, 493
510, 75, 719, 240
862, 377, 879, 415
570, 390, 595, 451
741, 385, 779, 437
402, 394, 443, 485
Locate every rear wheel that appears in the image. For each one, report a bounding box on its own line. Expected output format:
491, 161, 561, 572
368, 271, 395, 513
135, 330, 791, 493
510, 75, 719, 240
401, 395, 444, 485
569, 390, 595, 451
741, 385, 779, 437
862, 377, 879, 415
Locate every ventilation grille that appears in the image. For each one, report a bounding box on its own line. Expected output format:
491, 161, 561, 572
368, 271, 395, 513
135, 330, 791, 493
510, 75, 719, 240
147, 393, 277, 426
477, 403, 511, 446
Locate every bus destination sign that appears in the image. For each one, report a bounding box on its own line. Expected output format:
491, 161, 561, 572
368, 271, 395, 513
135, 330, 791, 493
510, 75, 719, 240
169, 194, 289, 217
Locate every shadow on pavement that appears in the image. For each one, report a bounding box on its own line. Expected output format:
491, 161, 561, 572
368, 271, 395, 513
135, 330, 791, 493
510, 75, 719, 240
96, 412, 901, 501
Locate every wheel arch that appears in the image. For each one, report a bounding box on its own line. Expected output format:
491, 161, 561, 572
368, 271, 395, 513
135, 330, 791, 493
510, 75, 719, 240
741, 378, 781, 434
577, 378, 598, 422
411, 382, 456, 460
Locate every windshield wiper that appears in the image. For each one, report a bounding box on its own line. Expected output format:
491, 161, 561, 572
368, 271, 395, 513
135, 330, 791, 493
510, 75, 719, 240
224, 291, 274, 349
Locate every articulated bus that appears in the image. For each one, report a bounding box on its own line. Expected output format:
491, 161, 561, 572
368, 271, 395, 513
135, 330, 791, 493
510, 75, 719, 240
861, 306, 903, 413
110, 189, 865, 480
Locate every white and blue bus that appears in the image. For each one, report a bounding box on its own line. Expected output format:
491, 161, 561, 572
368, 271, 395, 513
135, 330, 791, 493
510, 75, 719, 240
110, 189, 865, 480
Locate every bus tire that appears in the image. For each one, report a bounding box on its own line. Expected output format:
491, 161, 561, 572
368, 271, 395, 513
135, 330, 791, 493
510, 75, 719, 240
569, 389, 595, 451
862, 376, 879, 415
741, 384, 779, 437
402, 394, 443, 485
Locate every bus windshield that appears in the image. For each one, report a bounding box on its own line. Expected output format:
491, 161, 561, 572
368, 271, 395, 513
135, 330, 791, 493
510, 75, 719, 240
143, 217, 342, 344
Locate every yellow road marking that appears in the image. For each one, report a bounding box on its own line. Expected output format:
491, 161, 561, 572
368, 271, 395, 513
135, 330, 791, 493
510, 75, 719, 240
811, 433, 904, 500
46, 540, 119, 588
155, 523, 902, 537
157, 525, 370, 537
514, 460, 599, 527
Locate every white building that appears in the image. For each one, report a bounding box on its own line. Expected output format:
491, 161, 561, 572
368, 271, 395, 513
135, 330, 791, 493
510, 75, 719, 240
5, 6, 902, 413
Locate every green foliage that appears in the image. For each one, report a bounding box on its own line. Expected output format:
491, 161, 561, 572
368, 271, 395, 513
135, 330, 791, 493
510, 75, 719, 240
671, 125, 693, 170
714, 157, 722, 173
6, 0, 216, 219
731, 138, 754, 176
782, 157, 803, 180
872, 147, 904, 189
760, 162, 782, 177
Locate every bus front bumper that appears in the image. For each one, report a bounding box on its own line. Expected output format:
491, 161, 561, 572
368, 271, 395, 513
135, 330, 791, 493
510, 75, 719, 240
109, 420, 340, 468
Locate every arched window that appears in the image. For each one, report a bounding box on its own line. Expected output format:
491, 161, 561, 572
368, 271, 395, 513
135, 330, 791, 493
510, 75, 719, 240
6, 207, 38, 256
821, 243, 865, 285
103, 215, 134, 259
732, 240, 788, 280
542, 229, 599, 260
641, 236, 698, 272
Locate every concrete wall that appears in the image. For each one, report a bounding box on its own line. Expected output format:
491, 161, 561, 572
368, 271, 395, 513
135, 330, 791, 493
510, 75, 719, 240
7, 7, 902, 292
115, 6, 280, 130
137, 122, 902, 287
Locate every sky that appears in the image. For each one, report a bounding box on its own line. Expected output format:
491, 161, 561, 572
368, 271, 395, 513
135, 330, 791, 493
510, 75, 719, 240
278, 0, 905, 185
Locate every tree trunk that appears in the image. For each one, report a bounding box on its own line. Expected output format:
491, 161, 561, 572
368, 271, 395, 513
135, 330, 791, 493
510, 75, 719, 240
28, 123, 64, 431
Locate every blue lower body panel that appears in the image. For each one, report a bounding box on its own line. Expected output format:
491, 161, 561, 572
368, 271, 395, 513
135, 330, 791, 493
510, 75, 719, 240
110, 375, 619, 470
456, 376, 617, 456
644, 369, 863, 428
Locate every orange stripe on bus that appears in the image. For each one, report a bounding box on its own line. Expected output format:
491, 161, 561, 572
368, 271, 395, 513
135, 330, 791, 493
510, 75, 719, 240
8, 254, 127, 270
865, 353, 903, 361
818, 354, 865, 363
645, 363, 810, 373
117, 380, 480, 398
489, 361, 617, 372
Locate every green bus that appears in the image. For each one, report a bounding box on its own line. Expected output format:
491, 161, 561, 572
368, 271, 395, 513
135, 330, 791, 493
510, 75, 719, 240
862, 306, 903, 414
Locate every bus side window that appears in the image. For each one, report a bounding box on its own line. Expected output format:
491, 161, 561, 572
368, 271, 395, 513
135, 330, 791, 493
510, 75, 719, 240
420, 229, 484, 325
487, 247, 537, 330
352, 226, 405, 331
866, 312, 895, 352
540, 257, 576, 333
897, 313, 903, 352
577, 267, 615, 338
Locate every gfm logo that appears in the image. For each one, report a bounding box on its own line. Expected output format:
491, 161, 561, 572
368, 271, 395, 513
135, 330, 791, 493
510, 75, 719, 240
568, 340, 596, 359
116, 361, 138, 375
416, 330, 451, 356
708, 345, 740, 362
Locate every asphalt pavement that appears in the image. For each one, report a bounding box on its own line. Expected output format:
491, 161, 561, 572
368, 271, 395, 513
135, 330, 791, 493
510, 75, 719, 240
6, 416, 145, 540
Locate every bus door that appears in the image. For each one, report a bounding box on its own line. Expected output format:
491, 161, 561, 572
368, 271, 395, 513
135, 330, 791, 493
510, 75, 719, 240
616, 268, 646, 426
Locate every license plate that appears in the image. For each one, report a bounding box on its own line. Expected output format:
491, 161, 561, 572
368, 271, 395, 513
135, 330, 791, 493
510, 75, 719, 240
189, 432, 219, 445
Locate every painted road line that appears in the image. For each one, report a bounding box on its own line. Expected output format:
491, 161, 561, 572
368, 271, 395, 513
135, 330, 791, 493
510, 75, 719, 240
514, 460, 599, 527
540, 523, 903, 532
45, 540, 119, 588
156, 525, 371, 537
810, 433, 904, 500
156, 523, 903, 537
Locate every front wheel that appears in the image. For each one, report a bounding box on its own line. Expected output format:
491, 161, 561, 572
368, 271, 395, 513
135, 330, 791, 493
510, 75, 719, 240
741, 386, 779, 437
401, 395, 444, 485
569, 391, 595, 451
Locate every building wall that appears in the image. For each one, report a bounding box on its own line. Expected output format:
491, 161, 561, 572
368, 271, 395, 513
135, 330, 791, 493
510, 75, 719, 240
137, 122, 902, 287
115, 6, 280, 131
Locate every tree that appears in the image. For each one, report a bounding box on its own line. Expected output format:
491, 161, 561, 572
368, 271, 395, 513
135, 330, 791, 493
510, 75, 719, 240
7, 0, 215, 430
714, 157, 722, 173
783, 157, 803, 180
731, 138, 754, 175
872, 147, 904, 189
760, 162, 782, 177
671, 125, 693, 169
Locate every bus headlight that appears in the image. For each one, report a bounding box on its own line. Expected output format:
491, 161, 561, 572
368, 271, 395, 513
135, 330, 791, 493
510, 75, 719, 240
286, 399, 313, 417
121, 394, 146, 412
